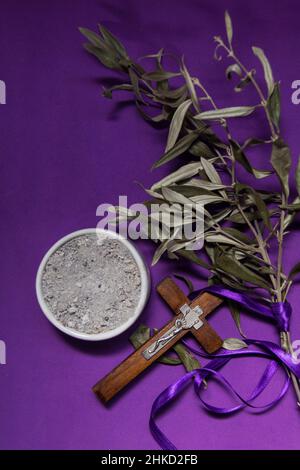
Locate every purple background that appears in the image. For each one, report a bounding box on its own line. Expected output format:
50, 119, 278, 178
1, 0, 300, 450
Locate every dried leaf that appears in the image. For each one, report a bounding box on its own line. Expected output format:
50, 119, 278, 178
181, 60, 200, 112
194, 106, 255, 120
152, 132, 198, 169
225, 11, 233, 46
189, 140, 216, 158
191, 194, 224, 205
222, 227, 255, 245
296, 156, 300, 197
165, 99, 192, 152
231, 139, 271, 179
129, 324, 151, 349
226, 64, 242, 80
177, 249, 211, 269
201, 157, 222, 184
236, 183, 271, 230
152, 235, 177, 266
155, 84, 187, 100
161, 187, 192, 205
267, 82, 280, 130
103, 84, 134, 99
289, 262, 300, 279
98, 24, 129, 59
173, 343, 200, 371
222, 337, 248, 350
205, 232, 245, 248
215, 252, 271, 289
227, 301, 245, 337
151, 162, 202, 190
284, 196, 300, 230
169, 185, 215, 198
242, 138, 268, 149
183, 178, 227, 191
129, 68, 145, 103
252, 46, 274, 96
142, 70, 181, 81
271, 139, 291, 198
83, 42, 121, 70
234, 74, 252, 93
79, 27, 104, 47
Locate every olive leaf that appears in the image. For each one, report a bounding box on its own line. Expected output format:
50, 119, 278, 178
227, 301, 245, 337
177, 249, 211, 269
242, 138, 268, 149
226, 64, 242, 80
230, 139, 271, 179
267, 82, 280, 130
151, 162, 202, 190
222, 337, 248, 350
98, 23, 129, 59
83, 42, 122, 70
215, 252, 271, 289
284, 196, 300, 230
288, 262, 300, 279
103, 84, 134, 99
222, 227, 255, 245
271, 139, 291, 198
191, 194, 224, 204
155, 86, 188, 103
142, 70, 181, 81
79, 27, 104, 47
129, 324, 151, 349
189, 140, 216, 158
181, 60, 200, 112
82, 17, 299, 338
194, 106, 255, 121
296, 156, 300, 197
167, 184, 217, 198
235, 183, 271, 230
79, 26, 130, 70
152, 231, 179, 266
205, 232, 246, 248
172, 343, 201, 371
284, 203, 300, 212
152, 132, 199, 169
161, 187, 193, 205
165, 99, 192, 152
225, 11, 233, 46
234, 75, 252, 92
184, 179, 227, 191
252, 46, 274, 96
200, 157, 222, 184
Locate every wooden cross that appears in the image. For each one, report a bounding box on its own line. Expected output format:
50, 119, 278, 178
93, 277, 223, 403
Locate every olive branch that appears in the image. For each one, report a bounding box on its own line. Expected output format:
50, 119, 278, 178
80, 12, 300, 403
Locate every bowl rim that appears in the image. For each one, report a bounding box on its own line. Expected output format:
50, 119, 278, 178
35, 228, 150, 341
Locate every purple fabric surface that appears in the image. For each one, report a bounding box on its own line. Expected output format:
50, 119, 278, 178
1, 0, 300, 450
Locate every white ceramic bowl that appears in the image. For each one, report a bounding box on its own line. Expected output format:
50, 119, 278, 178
36, 228, 151, 341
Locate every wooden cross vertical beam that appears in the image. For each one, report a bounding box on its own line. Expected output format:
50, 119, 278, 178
157, 277, 223, 353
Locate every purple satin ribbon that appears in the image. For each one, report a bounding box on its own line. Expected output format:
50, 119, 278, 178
150, 286, 298, 450
190, 285, 292, 331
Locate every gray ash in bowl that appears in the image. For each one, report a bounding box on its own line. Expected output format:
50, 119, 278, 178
41, 233, 142, 334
